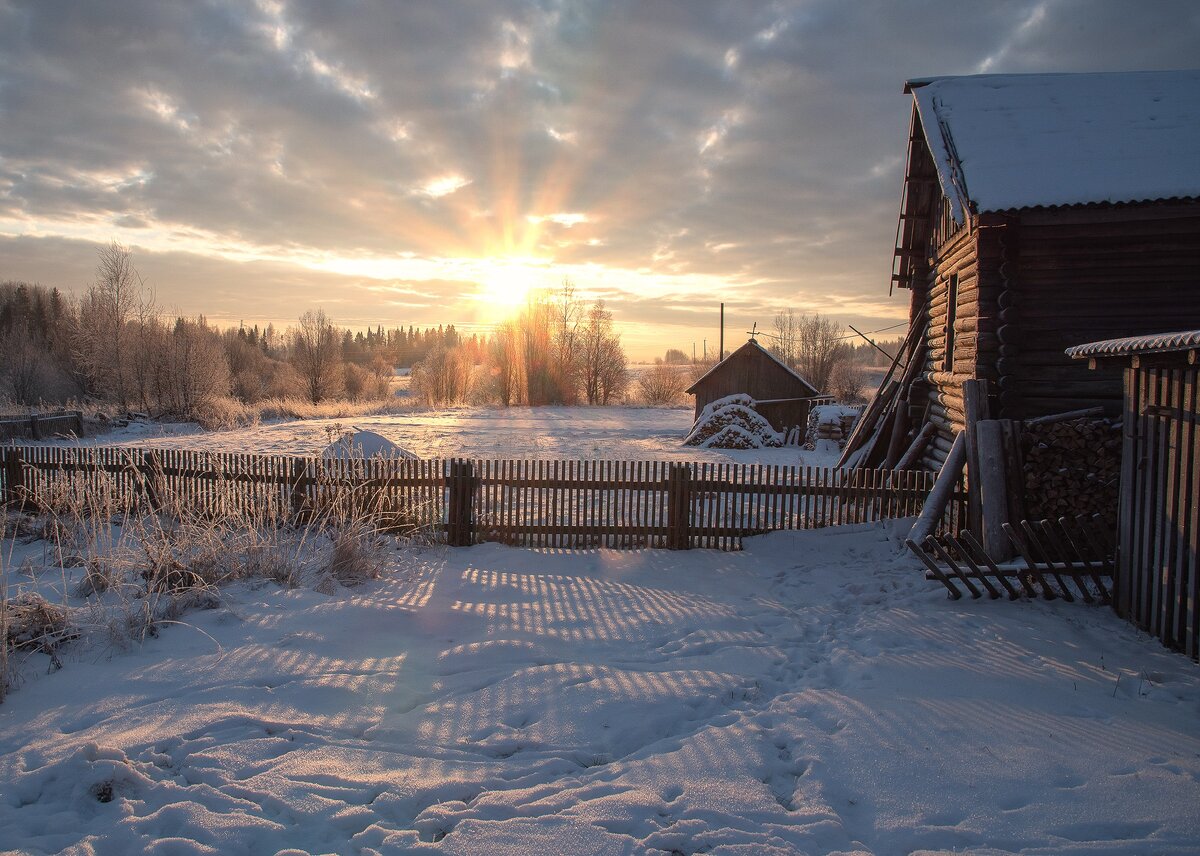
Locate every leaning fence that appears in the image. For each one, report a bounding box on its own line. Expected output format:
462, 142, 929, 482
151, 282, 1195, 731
1, 446, 964, 550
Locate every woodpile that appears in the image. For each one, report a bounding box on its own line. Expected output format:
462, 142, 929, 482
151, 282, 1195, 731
1021, 416, 1120, 526
805, 405, 861, 450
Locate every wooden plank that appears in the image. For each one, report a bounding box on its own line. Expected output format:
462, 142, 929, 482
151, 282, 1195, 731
1020, 519, 1075, 602
1036, 520, 1094, 603
940, 530, 1008, 597
975, 419, 1013, 561
1003, 522, 1057, 600
958, 529, 1021, 599
906, 537, 963, 599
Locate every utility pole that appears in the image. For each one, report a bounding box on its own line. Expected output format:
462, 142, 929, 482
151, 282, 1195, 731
719, 303, 724, 361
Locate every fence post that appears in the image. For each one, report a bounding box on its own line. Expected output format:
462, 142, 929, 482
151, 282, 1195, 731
73, 410, 84, 438
290, 457, 308, 520
447, 460, 476, 547
4, 447, 26, 508
140, 450, 162, 512
667, 463, 692, 549
29, 414, 41, 441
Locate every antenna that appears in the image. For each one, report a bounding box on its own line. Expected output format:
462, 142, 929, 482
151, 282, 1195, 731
746, 322, 760, 342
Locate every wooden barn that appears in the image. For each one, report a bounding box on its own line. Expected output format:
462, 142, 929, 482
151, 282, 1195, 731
1068, 330, 1200, 660
686, 338, 823, 435
851, 70, 1200, 472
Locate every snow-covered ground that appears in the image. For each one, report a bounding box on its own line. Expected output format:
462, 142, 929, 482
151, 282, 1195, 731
59, 407, 839, 467
3, 524, 1199, 854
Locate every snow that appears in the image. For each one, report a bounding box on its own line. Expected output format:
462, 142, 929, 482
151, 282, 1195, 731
811, 404, 860, 426
3, 524, 1199, 854
684, 395, 785, 450
911, 70, 1200, 222
35, 406, 841, 468
321, 430, 419, 461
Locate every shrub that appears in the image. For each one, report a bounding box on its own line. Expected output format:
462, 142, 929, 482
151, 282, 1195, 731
637, 365, 689, 405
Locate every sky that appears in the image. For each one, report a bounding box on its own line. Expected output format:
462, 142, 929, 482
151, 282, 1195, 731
1, 1, 1198, 359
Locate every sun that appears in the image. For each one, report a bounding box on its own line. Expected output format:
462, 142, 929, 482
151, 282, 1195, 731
472, 258, 543, 320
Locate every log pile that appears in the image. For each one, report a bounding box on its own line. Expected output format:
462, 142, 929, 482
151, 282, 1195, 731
1021, 417, 1120, 526
805, 405, 861, 450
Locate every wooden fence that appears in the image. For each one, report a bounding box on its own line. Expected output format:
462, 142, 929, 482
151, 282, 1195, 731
0, 411, 84, 441
2, 445, 964, 550
1117, 363, 1199, 660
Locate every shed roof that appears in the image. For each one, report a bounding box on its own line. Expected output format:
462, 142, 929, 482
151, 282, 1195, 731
685, 338, 821, 397
907, 70, 1200, 223
1066, 329, 1200, 360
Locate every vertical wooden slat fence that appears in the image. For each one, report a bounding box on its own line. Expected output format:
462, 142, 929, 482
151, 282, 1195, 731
1118, 363, 1199, 660
2, 445, 964, 550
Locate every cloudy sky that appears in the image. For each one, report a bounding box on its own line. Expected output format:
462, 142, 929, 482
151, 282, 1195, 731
2, 1, 1198, 357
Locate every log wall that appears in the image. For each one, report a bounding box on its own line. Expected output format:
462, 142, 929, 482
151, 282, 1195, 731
992, 203, 1200, 419
908, 200, 1200, 469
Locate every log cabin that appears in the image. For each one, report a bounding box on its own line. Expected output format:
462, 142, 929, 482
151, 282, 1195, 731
880, 70, 1200, 471
686, 338, 823, 437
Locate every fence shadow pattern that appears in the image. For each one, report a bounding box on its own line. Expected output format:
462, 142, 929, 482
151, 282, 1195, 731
2, 446, 963, 551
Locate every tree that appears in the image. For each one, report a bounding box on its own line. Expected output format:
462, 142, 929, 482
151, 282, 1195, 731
794, 312, 845, 393
411, 344, 475, 405
663, 348, 689, 365
291, 309, 342, 403
77, 241, 151, 408
158, 317, 230, 416
579, 301, 627, 404
770, 309, 800, 369
637, 365, 688, 405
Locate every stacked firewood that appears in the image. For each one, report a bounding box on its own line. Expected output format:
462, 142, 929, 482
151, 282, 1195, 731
1021, 417, 1120, 525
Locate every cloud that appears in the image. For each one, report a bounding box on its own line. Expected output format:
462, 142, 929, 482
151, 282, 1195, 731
1, 0, 1197, 357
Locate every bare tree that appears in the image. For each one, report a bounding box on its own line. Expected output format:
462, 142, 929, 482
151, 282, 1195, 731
77, 241, 150, 408
637, 364, 688, 405
291, 309, 342, 403
412, 344, 475, 405
579, 300, 627, 404
158, 317, 230, 416
770, 309, 800, 368
488, 320, 526, 406
795, 313, 845, 393
2, 330, 46, 404
828, 359, 867, 404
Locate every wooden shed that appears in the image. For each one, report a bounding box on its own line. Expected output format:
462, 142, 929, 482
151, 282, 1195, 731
859, 70, 1200, 473
1068, 330, 1199, 660
686, 338, 823, 435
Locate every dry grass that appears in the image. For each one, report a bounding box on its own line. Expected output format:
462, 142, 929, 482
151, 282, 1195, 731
1, 449, 439, 700
193, 395, 415, 431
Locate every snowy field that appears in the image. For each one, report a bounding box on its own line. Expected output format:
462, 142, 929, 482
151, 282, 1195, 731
3, 524, 1199, 854
63, 406, 839, 466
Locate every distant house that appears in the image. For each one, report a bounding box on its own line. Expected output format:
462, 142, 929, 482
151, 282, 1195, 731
686, 338, 823, 435
882, 69, 1200, 470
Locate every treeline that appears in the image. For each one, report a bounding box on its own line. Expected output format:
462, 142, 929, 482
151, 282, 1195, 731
411, 285, 628, 406
0, 243, 468, 417
0, 244, 635, 418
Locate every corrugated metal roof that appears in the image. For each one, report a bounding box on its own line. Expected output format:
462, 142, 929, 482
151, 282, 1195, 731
1066, 329, 1200, 359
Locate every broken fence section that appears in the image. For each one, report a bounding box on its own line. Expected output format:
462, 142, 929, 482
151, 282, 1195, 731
908, 514, 1115, 602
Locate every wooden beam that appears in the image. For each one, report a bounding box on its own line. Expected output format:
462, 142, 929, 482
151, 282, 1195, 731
976, 419, 1013, 560
907, 431, 966, 546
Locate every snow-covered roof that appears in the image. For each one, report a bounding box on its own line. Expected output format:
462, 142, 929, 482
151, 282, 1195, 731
908, 70, 1200, 223
685, 338, 821, 397
1066, 329, 1200, 360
